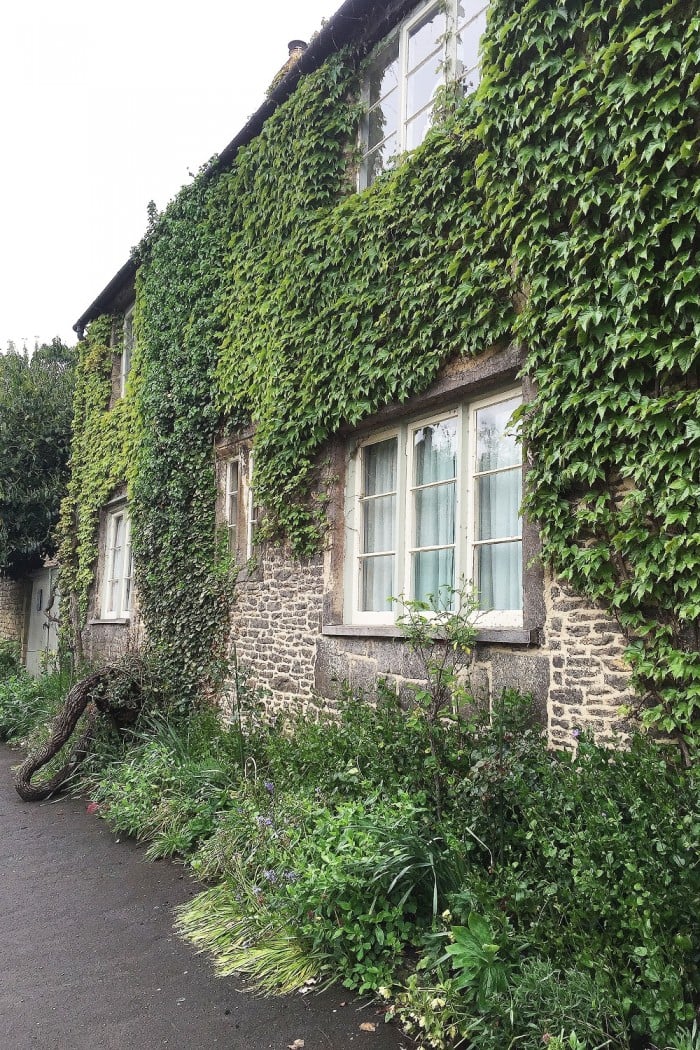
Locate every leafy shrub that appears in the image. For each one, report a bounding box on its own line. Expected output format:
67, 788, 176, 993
84, 707, 244, 852
0, 667, 73, 742
2, 668, 686, 1048
0, 640, 21, 680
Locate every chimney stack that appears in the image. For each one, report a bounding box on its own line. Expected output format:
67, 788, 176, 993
287, 39, 308, 62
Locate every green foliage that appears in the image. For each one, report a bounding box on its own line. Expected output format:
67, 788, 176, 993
477, 0, 700, 748
128, 162, 236, 703
61, 677, 697, 1045
83, 706, 243, 851
0, 339, 76, 574
394, 584, 479, 817
214, 54, 512, 554
440, 913, 509, 1008
56, 315, 139, 622
0, 640, 21, 679
0, 665, 75, 743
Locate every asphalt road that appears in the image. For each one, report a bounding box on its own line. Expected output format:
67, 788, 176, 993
0, 746, 409, 1050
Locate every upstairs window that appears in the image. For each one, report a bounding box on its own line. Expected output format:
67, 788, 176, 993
103, 506, 133, 619
359, 0, 488, 188
346, 390, 522, 626
121, 305, 135, 396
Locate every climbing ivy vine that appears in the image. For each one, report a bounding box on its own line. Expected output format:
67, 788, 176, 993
63, 0, 699, 748
129, 173, 231, 703
57, 316, 139, 626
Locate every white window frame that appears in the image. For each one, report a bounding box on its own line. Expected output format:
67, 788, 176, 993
225, 457, 241, 559
358, 0, 488, 189
345, 388, 522, 627
120, 305, 135, 397
245, 451, 259, 561
102, 506, 133, 619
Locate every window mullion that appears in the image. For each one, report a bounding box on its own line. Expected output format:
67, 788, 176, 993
399, 21, 408, 152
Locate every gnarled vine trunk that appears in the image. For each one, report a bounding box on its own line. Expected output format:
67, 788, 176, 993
14, 666, 141, 802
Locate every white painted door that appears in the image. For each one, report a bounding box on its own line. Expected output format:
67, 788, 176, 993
25, 568, 59, 675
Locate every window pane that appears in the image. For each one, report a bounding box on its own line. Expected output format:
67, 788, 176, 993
363, 493, 396, 554
414, 419, 457, 485
476, 541, 522, 611
477, 469, 521, 540
457, 7, 487, 78
124, 311, 134, 353
405, 55, 441, 123
407, 7, 443, 72
110, 517, 124, 583
413, 547, 455, 604
368, 40, 399, 106
415, 482, 455, 548
476, 396, 521, 472
123, 551, 133, 613
363, 438, 397, 496
361, 555, 395, 612
363, 135, 397, 186
456, 0, 488, 23
405, 108, 434, 151
227, 461, 239, 524
368, 90, 399, 150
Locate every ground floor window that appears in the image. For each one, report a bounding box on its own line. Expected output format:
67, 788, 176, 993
223, 450, 259, 564
102, 506, 133, 618
345, 389, 523, 626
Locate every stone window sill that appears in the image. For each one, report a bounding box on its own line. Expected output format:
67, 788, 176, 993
87, 617, 131, 626
322, 624, 539, 646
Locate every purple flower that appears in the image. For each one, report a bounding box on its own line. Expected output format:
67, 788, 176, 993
263, 869, 277, 883
572, 728, 581, 739
284, 870, 298, 883
264, 780, 275, 794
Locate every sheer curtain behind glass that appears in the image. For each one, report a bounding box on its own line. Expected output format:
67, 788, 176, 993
412, 420, 457, 603
360, 438, 397, 611
474, 397, 522, 611
108, 514, 125, 615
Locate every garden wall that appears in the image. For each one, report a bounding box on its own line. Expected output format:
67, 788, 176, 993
0, 575, 27, 648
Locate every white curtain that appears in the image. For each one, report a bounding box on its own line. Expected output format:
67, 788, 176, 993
412, 420, 457, 602
361, 438, 397, 610
475, 397, 522, 612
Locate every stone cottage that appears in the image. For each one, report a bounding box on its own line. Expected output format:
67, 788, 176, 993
64, 0, 697, 748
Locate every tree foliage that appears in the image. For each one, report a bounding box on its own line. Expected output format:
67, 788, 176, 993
0, 340, 76, 575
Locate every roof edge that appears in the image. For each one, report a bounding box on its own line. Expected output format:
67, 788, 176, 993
73, 0, 416, 336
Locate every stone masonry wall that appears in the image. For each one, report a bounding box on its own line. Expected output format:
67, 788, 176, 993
0, 575, 27, 648
543, 570, 636, 748
226, 551, 637, 748
228, 547, 325, 719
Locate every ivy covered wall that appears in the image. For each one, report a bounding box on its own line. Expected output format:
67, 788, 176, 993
62, 0, 699, 752
57, 317, 140, 630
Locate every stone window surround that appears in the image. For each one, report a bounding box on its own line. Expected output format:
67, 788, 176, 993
323, 342, 545, 648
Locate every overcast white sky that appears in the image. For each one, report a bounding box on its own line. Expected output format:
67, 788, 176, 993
0, 0, 333, 350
